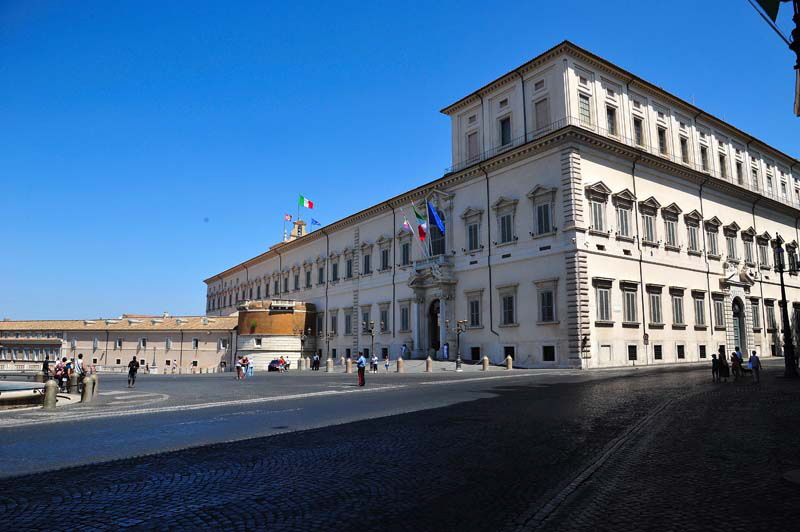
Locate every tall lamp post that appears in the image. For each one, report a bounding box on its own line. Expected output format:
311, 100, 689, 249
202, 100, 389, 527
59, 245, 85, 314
362, 320, 376, 357
325, 331, 335, 360
293, 327, 311, 361
454, 319, 468, 372
772, 234, 799, 378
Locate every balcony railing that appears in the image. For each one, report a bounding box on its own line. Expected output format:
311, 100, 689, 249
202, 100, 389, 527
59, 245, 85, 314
445, 115, 800, 211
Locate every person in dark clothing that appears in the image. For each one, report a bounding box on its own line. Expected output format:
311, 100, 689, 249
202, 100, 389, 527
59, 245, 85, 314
128, 356, 140, 388
711, 354, 720, 383
718, 349, 730, 382
41, 356, 50, 379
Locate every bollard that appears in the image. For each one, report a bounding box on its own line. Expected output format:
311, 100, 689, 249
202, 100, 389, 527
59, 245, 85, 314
91, 374, 100, 398
43, 380, 58, 409
425, 356, 432, 372
35, 371, 46, 383
68, 373, 78, 394
326, 358, 333, 372
299, 358, 306, 371
81, 375, 94, 403
396, 357, 405, 373
345, 359, 353, 374
506, 356, 513, 370
482, 356, 489, 371
304, 357, 310, 371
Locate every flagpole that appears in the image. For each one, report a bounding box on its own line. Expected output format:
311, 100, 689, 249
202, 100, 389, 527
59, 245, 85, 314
425, 199, 433, 256
401, 206, 428, 258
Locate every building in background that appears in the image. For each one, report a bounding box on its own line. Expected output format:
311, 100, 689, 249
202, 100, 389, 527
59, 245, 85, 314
236, 299, 316, 370
206, 40, 800, 368
0, 314, 237, 373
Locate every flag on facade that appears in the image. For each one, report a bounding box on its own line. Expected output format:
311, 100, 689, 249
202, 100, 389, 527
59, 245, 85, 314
284, 213, 292, 222
311, 218, 321, 227
427, 201, 445, 234
402, 217, 412, 231
413, 206, 427, 241
298, 195, 314, 209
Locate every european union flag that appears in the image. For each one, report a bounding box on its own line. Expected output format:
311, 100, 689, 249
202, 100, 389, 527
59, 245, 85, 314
427, 201, 445, 234
311, 218, 322, 227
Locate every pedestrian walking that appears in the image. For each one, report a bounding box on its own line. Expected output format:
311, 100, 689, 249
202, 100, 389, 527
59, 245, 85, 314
357, 352, 367, 386
127, 356, 140, 388
400, 344, 407, 359
749, 350, 762, 383
54, 358, 66, 391
731, 350, 742, 380
384, 353, 390, 372
718, 349, 730, 383
241, 356, 249, 378
65, 358, 74, 391
711, 354, 720, 383
247, 356, 255, 377
75, 353, 86, 393
235, 356, 244, 380
371, 354, 379, 374
313, 353, 320, 371
41, 356, 51, 380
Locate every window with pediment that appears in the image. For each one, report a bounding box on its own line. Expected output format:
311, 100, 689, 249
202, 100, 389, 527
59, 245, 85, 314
704, 217, 722, 258
492, 197, 519, 245
741, 227, 756, 265
527, 185, 557, 236
461, 207, 484, 252
723, 222, 740, 261
612, 189, 636, 239
684, 210, 703, 254
661, 203, 682, 250
757, 233, 771, 268
585, 182, 612, 234
639, 197, 661, 246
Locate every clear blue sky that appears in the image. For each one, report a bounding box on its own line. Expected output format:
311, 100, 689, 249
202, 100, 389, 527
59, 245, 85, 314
1, 0, 797, 320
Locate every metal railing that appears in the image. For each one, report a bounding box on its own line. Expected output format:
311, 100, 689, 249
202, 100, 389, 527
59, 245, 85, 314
445, 115, 800, 211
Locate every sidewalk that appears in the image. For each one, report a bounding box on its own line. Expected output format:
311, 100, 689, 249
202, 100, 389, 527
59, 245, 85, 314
536, 361, 800, 532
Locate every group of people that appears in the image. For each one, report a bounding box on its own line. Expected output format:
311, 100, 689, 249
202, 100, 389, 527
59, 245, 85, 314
712, 346, 762, 383
234, 355, 255, 380
310, 353, 321, 370
44, 353, 91, 393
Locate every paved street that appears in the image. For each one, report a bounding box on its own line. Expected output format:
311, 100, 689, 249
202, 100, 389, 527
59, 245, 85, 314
1, 360, 798, 531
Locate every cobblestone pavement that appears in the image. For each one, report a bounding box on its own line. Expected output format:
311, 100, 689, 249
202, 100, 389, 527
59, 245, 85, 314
1, 362, 796, 531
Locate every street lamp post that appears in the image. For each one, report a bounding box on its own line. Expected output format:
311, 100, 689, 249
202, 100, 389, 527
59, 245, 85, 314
772, 235, 799, 378
362, 320, 376, 357
454, 319, 468, 372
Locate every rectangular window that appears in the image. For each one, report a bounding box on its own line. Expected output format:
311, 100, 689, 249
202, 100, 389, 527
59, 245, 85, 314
318, 266, 325, 284
758, 243, 769, 266
677, 345, 685, 359
330, 314, 338, 334
469, 299, 481, 327
766, 303, 777, 330
535, 202, 552, 234
346, 259, 353, 278
596, 287, 611, 321
140, 338, 147, 349
642, 213, 655, 243
539, 289, 555, 322
499, 116, 512, 146
305, 270, 311, 288
294, 274, 299, 290
623, 289, 638, 323
680, 137, 689, 163
672, 295, 684, 324
700, 146, 709, 171
579, 93, 591, 124
344, 313, 352, 335
751, 300, 761, 329
534, 98, 550, 131
633, 117, 644, 146
714, 299, 725, 328
332, 262, 339, 281
665, 219, 677, 247
736, 161, 744, 184
380, 309, 389, 332
726, 235, 737, 259
606, 106, 617, 135
274, 280, 279, 294
363, 254, 371, 274
467, 131, 479, 161
501, 294, 515, 325
694, 296, 706, 326
591, 200, 605, 232
166, 337, 172, 350
115, 338, 123, 349
744, 240, 754, 263
255, 338, 262, 347
192, 338, 199, 349
628, 345, 638, 361
499, 214, 513, 243
707, 230, 719, 256
751, 168, 760, 190
649, 292, 662, 324
616, 207, 630, 237
654, 345, 663, 360
283, 277, 288, 292
719, 154, 727, 179
467, 223, 480, 251
542, 345, 556, 362
657, 127, 668, 155
688, 225, 699, 252
362, 311, 370, 332
699, 345, 707, 359
401, 242, 411, 265
400, 306, 410, 331
381, 248, 390, 270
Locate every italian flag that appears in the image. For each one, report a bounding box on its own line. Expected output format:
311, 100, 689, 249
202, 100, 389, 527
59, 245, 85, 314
413, 206, 427, 241
298, 195, 314, 209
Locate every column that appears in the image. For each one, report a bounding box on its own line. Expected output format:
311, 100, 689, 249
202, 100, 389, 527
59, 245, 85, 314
412, 299, 420, 356
439, 297, 446, 360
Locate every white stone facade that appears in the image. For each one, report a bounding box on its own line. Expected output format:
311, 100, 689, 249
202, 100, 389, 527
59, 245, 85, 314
206, 41, 800, 369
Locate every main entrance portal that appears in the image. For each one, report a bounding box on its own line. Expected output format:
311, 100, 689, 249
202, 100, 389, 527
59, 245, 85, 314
732, 297, 747, 353
428, 299, 441, 352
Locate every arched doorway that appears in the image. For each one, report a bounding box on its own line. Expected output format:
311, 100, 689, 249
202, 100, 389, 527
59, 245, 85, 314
428, 299, 441, 352
732, 297, 747, 353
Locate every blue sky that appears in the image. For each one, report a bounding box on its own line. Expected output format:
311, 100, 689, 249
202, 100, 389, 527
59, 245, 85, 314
1, 0, 798, 320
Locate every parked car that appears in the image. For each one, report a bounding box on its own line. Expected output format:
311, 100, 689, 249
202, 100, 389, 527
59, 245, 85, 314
267, 359, 290, 372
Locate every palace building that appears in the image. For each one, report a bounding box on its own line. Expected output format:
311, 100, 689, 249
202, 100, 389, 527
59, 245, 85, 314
205, 41, 800, 369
